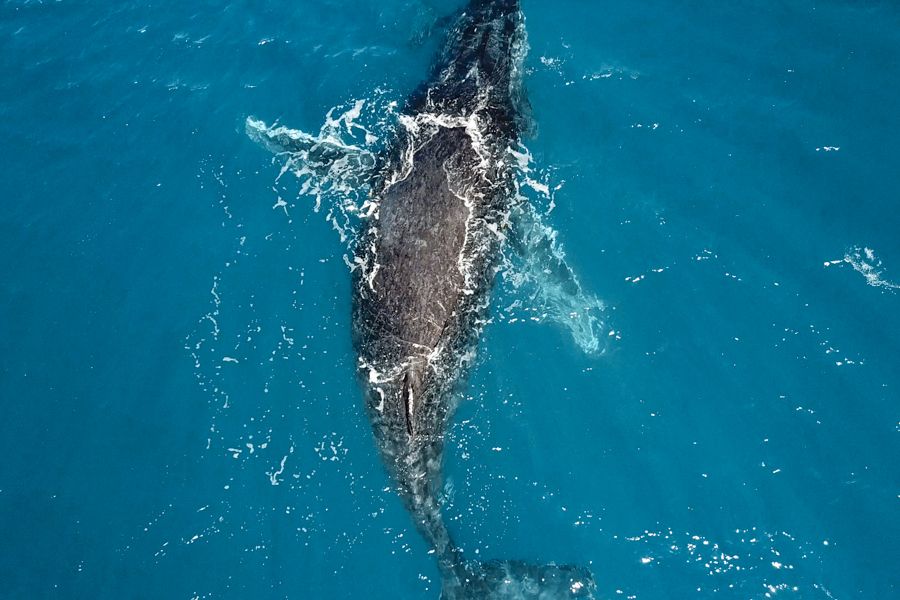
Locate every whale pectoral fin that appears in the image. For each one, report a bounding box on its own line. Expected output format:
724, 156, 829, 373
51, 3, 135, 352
503, 202, 607, 355
246, 117, 362, 167
245, 105, 380, 226
246, 117, 314, 155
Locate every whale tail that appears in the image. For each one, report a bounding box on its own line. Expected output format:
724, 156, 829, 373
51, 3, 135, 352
440, 557, 596, 599
393, 448, 596, 600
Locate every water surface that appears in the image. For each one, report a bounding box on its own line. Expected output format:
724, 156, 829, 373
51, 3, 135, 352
1, 0, 898, 598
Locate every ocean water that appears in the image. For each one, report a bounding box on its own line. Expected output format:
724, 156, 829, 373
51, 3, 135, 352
1, 0, 898, 598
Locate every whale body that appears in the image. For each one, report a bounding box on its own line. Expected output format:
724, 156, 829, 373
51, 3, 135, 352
349, 1, 595, 597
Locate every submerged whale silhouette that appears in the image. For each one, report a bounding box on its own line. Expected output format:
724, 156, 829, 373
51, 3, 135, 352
251, 1, 598, 597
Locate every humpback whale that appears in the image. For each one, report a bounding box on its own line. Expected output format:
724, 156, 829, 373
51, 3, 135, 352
250, 0, 598, 597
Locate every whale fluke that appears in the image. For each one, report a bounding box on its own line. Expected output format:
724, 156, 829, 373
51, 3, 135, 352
442, 559, 596, 599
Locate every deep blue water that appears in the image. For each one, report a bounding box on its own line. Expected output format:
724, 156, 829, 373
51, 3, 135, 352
1, 0, 898, 598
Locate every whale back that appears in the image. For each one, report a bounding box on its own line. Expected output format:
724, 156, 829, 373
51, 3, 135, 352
352, 122, 501, 451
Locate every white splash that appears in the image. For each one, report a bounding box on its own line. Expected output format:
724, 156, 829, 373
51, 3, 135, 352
824, 246, 899, 291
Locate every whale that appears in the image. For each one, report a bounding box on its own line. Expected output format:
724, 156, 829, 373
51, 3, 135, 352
351, 1, 595, 598
249, 0, 598, 597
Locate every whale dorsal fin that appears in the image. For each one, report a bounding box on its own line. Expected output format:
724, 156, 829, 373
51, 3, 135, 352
402, 371, 416, 436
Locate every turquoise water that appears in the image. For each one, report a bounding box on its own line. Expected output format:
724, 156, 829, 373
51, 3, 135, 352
1, 0, 898, 598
